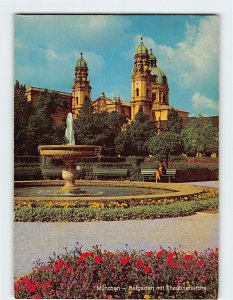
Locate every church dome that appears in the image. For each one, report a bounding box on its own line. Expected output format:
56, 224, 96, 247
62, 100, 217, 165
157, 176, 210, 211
151, 67, 167, 84
136, 37, 148, 54
76, 53, 87, 68
149, 49, 156, 60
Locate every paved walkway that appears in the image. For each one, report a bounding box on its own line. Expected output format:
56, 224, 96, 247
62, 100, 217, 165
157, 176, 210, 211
14, 212, 218, 277
184, 181, 219, 188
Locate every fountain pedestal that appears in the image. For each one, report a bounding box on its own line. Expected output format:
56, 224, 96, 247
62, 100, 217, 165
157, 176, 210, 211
38, 145, 101, 193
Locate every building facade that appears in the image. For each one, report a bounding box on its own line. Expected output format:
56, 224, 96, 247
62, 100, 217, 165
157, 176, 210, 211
26, 38, 189, 126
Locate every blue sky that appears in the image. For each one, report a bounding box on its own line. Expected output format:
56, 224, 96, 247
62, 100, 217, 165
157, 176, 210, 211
15, 14, 219, 116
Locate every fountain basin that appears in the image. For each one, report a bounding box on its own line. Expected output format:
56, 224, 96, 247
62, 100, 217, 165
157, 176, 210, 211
14, 180, 204, 204
38, 145, 102, 159
38, 145, 102, 192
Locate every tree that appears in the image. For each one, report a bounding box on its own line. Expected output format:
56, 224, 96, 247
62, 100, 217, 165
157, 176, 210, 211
26, 90, 68, 154
165, 108, 183, 134
73, 96, 97, 145
93, 111, 128, 155
148, 132, 184, 166
181, 117, 218, 156
14, 81, 34, 155
125, 107, 156, 156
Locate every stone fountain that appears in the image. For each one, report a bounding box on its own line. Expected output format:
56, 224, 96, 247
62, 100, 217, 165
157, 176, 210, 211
38, 113, 101, 192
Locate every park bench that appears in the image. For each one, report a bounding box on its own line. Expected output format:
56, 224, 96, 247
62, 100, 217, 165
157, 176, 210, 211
41, 168, 62, 179
141, 168, 177, 182
92, 167, 128, 180
14, 167, 39, 179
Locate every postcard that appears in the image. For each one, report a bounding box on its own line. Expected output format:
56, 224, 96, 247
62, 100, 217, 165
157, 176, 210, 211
14, 14, 219, 299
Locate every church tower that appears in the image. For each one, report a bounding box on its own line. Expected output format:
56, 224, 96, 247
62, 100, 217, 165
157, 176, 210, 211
131, 37, 153, 120
72, 53, 91, 118
148, 48, 169, 121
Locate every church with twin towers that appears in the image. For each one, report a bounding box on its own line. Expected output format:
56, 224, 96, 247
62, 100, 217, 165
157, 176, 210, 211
26, 37, 189, 127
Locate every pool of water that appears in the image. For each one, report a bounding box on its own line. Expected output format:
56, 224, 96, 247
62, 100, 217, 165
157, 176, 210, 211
14, 185, 170, 197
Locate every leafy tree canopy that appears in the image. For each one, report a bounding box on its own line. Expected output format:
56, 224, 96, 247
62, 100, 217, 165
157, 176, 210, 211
181, 117, 218, 156
148, 131, 184, 166
165, 108, 183, 134
115, 107, 156, 156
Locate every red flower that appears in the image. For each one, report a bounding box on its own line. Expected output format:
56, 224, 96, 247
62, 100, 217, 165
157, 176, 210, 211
144, 266, 151, 273
77, 252, 92, 263
145, 251, 153, 257
82, 251, 92, 258
169, 262, 180, 269
44, 280, 51, 287
194, 250, 199, 257
121, 256, 130, 266
55, 259, 64, 271
22, 277, 30, 285
198, 259, 205, 267
184, 254, 193, 261
167, 251, 174, 261
210, 252, 215, 258
109, 265, 114, 271
94, 255, 102, 264
28, 283, 36, 292
135, 260, 145, 267
215, 248, 219, 253
156, 249, 165, 258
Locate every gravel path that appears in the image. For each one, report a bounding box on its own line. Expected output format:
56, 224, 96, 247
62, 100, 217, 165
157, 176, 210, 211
14, 212, 218, 277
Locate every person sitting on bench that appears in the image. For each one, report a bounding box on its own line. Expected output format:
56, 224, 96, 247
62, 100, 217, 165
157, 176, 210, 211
155, 161, 166, 183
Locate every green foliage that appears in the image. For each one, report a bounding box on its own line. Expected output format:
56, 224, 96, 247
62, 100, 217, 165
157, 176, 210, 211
26, 90, 68, 154
14, 83, 68, 155
73, 96, 96, 145
116, 107, 156, 156
14, 197, 218, 222
14, 81, 34, 155
74, 99, 127, 155
93, 111, 128, 155
148, 132, 184, 166
165, 108, 183, 134
181, 117, 219, 156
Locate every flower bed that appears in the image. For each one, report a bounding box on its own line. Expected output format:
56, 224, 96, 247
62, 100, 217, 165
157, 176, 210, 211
14, 246, 218, 299
14, 197, 218, 222
15, 187, 218, 209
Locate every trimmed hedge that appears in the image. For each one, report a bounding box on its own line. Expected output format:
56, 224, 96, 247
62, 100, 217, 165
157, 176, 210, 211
14, 198, 218, 222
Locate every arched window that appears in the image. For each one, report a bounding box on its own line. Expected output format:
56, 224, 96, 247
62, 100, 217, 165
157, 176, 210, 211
136, 88, 139, 96
146, 88, 149, 97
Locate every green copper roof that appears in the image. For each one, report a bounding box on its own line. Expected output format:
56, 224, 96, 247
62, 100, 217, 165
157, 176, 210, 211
151, 67, 167, 84
136, 37, 148, 54
76, 53, 87, 68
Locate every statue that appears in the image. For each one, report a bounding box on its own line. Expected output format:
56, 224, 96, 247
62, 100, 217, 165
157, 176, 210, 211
65, 112, 75, 145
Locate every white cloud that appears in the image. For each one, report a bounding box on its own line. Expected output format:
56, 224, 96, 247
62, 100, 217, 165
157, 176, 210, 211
154, 16, 219, 91
46, 49, 58, 61
192, 92, 218, 115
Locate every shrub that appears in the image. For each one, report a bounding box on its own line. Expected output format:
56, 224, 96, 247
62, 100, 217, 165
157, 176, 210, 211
14, 246, 218, 299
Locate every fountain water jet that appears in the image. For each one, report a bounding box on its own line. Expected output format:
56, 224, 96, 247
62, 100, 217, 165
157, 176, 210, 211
38, 113, 101, 193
